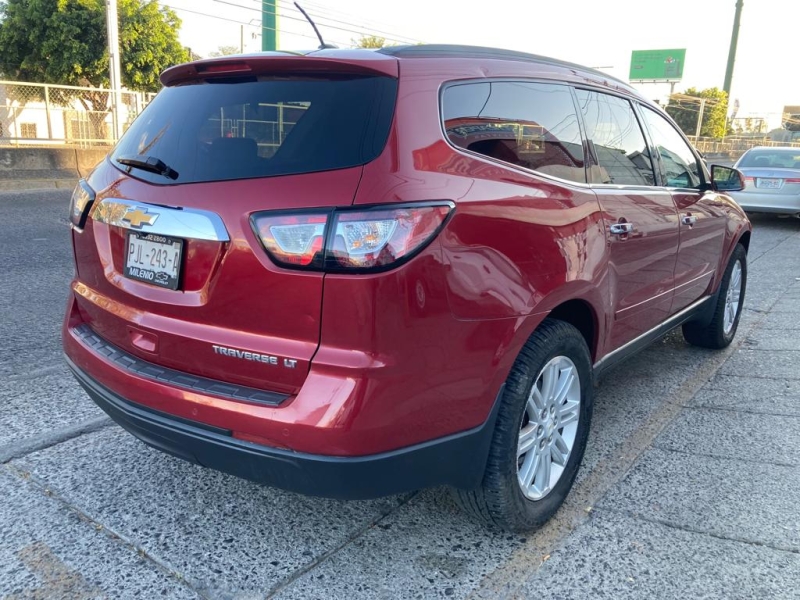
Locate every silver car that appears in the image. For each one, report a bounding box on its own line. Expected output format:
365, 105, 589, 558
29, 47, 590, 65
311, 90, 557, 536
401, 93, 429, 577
729, 146, 800, 216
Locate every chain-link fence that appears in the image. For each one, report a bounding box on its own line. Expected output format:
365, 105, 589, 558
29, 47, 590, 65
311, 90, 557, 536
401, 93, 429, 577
0, 80, 155, 148
690, 136, 800, 156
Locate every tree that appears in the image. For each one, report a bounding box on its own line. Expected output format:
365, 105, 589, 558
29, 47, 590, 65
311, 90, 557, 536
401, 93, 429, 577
0, 0, 189, 137
209, 45, 240, 58
666, 87, 729, 139
0, 0, 188, 91
353, 35, 387, 49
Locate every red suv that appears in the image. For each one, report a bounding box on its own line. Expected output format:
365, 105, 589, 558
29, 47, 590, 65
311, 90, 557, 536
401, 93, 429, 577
64, 45, 750, 531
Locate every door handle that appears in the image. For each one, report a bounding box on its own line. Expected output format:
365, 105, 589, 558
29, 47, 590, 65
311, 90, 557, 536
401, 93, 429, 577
682, 215, 697, 226
609, 222, 634, 235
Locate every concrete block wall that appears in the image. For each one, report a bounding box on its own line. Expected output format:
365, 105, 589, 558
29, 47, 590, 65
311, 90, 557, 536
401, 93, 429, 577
0, 147, 109, 190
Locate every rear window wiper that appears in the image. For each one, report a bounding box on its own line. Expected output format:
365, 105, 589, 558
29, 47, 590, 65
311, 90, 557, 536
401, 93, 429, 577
116, 155, 179, 180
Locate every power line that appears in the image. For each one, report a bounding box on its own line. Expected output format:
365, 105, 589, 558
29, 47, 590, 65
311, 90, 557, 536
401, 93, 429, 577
267, 0, 421, 43
164, 4, 252, 26
163, 0, 419, 49
271, 0, 421, 44
162, 3, 349, 47
217, 0, 419, 45
238, 0, 417, 44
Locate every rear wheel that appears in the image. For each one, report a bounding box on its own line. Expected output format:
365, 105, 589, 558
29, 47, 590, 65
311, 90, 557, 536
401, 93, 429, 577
683, 244, 747, 349
452, 319, 593, 532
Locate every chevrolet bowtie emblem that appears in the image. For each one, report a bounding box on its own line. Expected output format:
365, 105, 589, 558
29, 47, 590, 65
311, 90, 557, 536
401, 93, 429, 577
122, 207, 159, 229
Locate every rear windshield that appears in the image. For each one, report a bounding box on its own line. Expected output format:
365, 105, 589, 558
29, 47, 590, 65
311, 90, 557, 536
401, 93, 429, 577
111, 74, 397, 184
738, 150, 800, 169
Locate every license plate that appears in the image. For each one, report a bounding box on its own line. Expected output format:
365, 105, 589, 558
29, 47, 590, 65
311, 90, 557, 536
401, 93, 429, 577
756, 178, 783, 189
124, 232, 183, 290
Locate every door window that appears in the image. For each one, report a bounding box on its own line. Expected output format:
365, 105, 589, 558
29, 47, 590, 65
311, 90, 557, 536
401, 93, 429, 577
442, 81, 586, 183
575, 90, 655, 186
640, 107, 703, 188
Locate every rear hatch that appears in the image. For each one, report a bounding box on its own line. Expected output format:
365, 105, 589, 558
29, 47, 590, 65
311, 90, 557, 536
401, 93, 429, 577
72, 54, 398, 395
739, 167, 800, 195
737, 150, 800, 195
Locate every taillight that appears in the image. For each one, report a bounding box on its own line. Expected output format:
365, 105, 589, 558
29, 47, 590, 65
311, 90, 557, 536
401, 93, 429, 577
327, 205, 451, 271
69, 180, 96, 230
252, 213, 330, 268
785, 178, 800, 183
251, 202, 453, 273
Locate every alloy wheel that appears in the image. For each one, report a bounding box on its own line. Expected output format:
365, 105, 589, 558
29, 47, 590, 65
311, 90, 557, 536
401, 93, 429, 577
723, 259, 743, 335
517, 356, 581, 500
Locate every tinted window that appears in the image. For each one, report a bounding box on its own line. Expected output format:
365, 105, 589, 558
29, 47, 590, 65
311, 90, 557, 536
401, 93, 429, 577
640, 108, 702, 188
738, 150, 800, 169
442, 81, 586, 183
111, 75, 397, 185
575, 90, 655, 186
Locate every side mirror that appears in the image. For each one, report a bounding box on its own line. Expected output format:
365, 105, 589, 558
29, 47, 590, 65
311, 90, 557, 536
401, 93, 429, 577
711, 164, 745, 192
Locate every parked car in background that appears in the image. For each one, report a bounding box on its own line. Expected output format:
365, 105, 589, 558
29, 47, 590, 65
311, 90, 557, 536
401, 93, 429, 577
730, 146, 800, 216
64, 45, 751, 532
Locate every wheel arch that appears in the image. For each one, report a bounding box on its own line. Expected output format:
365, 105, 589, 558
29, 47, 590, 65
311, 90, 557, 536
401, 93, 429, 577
479, 287, 606, 431
708, 219, 751, 296
546, 299, 600, 363
737, 229, 751, 253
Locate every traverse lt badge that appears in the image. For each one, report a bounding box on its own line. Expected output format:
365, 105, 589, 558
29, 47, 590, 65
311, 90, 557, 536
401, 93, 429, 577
212, 344, 298, 368
122, 207, 159, 229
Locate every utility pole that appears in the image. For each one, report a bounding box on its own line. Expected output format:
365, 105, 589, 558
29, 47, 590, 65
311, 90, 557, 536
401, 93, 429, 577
262, 0, 277, 51
723, 0, 744, 96
105, 0, 124, 140
240, 25, 245, 53
695, 98, 707, 139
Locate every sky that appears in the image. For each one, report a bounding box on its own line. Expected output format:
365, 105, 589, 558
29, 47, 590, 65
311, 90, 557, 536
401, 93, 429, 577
161, 0, 798, 127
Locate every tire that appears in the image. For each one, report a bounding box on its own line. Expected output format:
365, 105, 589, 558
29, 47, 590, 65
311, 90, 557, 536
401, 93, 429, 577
452, 319, 593, 532
682, 244, 747, 349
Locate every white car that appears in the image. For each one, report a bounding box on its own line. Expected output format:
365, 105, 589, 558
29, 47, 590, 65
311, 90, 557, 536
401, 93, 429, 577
729, 146, 800, 216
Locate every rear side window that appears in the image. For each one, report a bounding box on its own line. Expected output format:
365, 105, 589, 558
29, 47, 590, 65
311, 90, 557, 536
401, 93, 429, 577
442, 81, 586, 183
575, 90, 655, 186
639, 107, 702, 188
111, 75, 398, 184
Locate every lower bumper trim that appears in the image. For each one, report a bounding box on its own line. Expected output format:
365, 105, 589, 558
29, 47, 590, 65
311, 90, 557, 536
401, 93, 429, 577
66, 356, 502, 500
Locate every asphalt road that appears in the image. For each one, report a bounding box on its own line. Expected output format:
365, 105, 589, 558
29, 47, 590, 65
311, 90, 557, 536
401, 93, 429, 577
2, 189, 800, 599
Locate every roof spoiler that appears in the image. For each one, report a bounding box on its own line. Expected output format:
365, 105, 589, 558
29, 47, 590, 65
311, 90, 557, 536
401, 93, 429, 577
161, 52, 398, 87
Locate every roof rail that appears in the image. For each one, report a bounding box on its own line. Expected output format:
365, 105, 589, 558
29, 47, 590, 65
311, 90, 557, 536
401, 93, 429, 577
378, 44, 628, 86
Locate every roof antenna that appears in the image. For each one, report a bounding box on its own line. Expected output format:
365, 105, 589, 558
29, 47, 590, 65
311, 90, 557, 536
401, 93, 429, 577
293, 2, 337, 49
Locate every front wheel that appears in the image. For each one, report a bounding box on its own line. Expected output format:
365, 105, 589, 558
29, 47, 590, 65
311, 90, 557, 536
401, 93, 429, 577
682, 244, 747, 349
452, 319, 593, 532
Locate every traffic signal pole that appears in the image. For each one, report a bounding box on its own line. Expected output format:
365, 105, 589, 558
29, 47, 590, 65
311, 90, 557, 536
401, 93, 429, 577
262, 1, 277, 51
723, 0, 744, 96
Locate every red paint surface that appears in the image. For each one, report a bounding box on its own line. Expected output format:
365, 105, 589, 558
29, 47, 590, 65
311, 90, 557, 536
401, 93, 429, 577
64, 51, 750, 457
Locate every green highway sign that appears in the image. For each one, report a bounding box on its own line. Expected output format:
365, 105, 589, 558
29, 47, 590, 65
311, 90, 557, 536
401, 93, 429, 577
629, 49, 686, 81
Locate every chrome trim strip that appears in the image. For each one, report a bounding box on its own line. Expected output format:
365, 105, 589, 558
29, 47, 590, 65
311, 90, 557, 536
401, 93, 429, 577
594, 295, 712, 375
92, 198, 230, 242
673, 269, 715, 293
615, 285, 673, 316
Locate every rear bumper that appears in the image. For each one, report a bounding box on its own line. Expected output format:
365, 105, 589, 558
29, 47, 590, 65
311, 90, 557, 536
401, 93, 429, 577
731, 191, 800, 214
66, 356, 501, 499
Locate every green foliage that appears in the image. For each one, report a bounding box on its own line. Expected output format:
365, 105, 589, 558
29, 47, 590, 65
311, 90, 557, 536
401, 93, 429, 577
353, 35, 386, 49
0, 0, 189, 93
209, 45, 240, 58
666, 87, 730, 139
